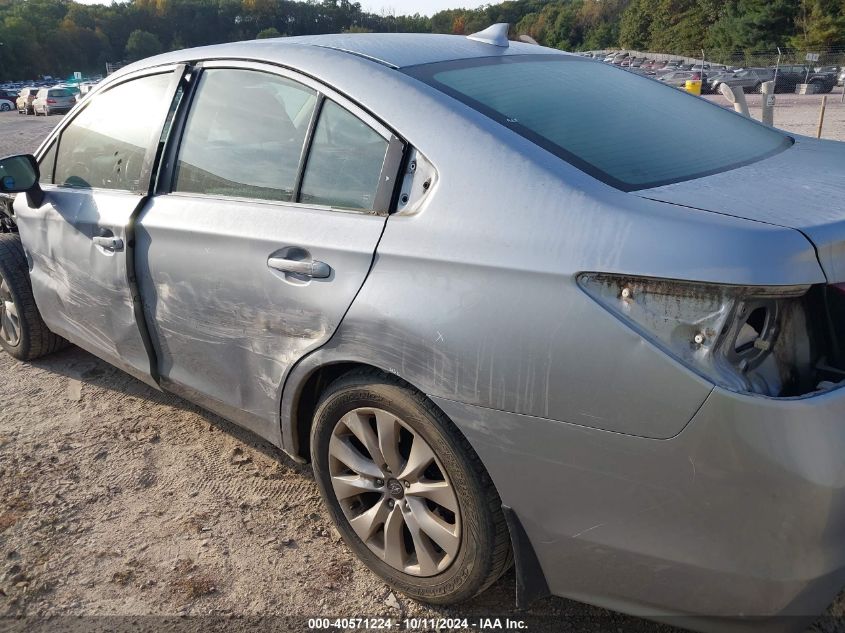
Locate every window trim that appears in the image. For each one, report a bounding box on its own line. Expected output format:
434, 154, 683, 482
157, 60, 405, 216
198, 59, 394, 141
34, 63, 185, 196
291, 93, 326, 199
37, 140, 57, 185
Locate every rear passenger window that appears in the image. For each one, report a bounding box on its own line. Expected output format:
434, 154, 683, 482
299, 101, 389, 210
173, 69, 317, 201
54, 73, 173, 191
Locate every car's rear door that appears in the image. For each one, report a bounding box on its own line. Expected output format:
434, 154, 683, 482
14, 66, 184, 387
135, 61, 403, 438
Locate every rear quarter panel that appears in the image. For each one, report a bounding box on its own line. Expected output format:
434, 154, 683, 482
278, 64, 822, 441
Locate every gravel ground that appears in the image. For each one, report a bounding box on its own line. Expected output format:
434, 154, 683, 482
1, 97, 845, 633
703, 85, 845, 140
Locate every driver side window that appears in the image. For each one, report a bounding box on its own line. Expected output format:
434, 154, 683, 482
53, 73, 174, 192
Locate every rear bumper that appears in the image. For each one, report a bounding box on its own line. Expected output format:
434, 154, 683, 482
432, 385, 845, 631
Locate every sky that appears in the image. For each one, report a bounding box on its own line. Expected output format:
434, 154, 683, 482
74, 0, 490, 17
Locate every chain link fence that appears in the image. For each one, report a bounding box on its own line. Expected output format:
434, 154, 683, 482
589, 46, 845, 70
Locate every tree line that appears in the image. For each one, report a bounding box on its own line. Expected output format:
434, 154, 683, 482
1, 0, 844, 80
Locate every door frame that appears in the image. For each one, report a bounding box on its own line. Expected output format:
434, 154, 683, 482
27, 63, 188, 388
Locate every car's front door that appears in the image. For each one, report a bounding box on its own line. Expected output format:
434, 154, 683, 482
14, 67, 183, 387
135, 62, 403, 438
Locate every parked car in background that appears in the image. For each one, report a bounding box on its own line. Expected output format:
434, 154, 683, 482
658, 70, 706, 90
32, 87, 76, 116
53, 84, 81, 100
16, 87, 38, 115
0, 90, 15, 112
718, 67, 774, 93
604, 52, 627, 64
654, 64, 678, 77
776, 65, 836, 93
76, 82, 98, 101
839, 67, 845, 86
707, 70, 739, 94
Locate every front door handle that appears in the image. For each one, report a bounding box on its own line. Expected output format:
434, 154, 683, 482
93, 236, 124, 252
267, 256, 331, 279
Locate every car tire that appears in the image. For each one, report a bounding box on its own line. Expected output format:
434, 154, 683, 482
0, 233, 68, 361
0, 103, 10, 112
311, 370, 512, 605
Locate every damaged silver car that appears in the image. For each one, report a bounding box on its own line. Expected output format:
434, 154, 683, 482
2, 24, 845, 632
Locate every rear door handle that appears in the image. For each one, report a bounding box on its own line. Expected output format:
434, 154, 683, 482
93, 236, 124, 252
267, 256, 331, 279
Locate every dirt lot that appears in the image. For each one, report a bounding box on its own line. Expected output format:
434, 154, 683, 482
1, 96, 845, 633
703, 85, 845, 140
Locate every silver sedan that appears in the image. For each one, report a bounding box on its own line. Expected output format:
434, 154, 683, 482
0, 24, 844, 633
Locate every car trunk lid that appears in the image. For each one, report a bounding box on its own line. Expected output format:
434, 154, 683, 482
636, 136, 845, 281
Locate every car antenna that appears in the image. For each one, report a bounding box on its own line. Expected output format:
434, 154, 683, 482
467, 23, 510, 48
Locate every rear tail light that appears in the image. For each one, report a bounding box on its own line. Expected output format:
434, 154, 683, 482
577, 273, 840, 397
47, 99, 56, 104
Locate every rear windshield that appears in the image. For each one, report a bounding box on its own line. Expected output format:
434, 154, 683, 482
48, 89, 72, 97
404, 55, 792, 191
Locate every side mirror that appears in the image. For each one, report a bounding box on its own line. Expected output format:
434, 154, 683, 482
0, 154, 44, 208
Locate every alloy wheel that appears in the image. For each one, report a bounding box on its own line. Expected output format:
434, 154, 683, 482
0, 274, 21, 347
328, 407, 461, 577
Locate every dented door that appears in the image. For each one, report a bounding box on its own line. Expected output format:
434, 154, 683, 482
14, 68, 183, 388
134, 63, 400, 439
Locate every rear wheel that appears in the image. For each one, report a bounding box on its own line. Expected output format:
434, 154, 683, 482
0, 233, 67, 360
0, 102, 10, 112
311, 371, 511, 604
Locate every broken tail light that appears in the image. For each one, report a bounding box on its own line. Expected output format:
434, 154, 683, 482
577, 273, 836, 397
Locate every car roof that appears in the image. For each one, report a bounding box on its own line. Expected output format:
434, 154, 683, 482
277, 33, 551, 67
125, 32, 566, 73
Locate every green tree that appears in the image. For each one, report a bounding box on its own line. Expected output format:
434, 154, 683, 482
790, 0, 845, 49
619, 0, 651, 49
125, 28, 162, 61
708, 0, 799, 52
255, 26, 282, 38
2, 0, 844, 82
